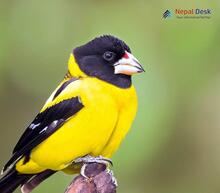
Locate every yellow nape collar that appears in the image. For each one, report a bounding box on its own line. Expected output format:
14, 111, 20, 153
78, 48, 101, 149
68, 54, 87, 78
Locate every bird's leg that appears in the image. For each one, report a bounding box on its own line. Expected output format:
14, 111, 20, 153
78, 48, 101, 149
74, 155, 113, 179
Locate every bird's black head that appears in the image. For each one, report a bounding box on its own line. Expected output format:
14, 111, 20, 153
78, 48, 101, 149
72, 35, 144, 88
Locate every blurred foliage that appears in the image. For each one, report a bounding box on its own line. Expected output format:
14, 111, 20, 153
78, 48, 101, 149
0, 0, 220, 193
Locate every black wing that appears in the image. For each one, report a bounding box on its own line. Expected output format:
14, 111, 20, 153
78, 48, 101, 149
3, 97, 84, 172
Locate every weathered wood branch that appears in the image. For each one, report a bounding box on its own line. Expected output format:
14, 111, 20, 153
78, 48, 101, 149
65, 163, 117, 193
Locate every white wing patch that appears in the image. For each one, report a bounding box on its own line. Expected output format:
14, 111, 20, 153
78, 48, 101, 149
38, 120, 59, 134
29, 123, 41, 130
39, 126, 48, 134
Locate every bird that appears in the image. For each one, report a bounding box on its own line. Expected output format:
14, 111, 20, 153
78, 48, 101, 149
0, 35, 144, 193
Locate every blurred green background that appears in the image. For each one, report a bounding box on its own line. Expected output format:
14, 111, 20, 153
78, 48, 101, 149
0, 0, 220, 193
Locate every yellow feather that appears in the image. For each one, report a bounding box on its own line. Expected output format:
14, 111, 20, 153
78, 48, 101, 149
16, 54, 137, 174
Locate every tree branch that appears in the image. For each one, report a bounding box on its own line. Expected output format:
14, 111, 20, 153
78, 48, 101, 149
65, 163, 117, 193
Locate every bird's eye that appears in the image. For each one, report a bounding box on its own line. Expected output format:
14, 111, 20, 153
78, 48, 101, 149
103, 51, 115, 61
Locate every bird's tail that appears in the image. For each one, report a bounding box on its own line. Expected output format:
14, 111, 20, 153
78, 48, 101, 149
0, 167, 33, 193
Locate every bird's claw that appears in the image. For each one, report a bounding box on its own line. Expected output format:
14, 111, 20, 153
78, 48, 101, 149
74, 155, 113, 179
80, 163, 90, 179
106, 169, 118, 187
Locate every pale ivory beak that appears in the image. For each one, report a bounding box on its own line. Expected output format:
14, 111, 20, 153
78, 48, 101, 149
114, 51, 145, 75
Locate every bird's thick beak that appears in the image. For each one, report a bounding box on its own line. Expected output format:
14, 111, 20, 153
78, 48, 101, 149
114, 51, 145, 75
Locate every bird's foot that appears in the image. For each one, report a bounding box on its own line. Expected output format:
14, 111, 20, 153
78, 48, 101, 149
74, 155, 113, 179
74, 155, 113, 166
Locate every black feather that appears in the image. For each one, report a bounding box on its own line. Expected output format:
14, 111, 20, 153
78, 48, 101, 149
0, 167, 56, 193
0, 167, 33, 193
73, 35, 132, 88
3, 97, 84, 172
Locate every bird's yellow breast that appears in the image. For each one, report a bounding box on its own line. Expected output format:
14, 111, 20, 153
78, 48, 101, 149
16, 77, 137, 173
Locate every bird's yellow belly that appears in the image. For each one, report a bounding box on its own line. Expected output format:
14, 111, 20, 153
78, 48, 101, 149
32, 105, 118, 170
15, 78, 137, 174
16, 94, 118, 173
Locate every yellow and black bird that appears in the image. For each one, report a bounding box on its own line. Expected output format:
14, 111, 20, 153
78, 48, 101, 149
0, 35, 144, 193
